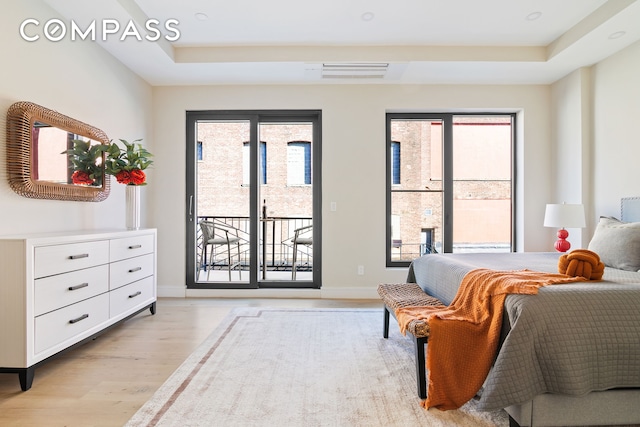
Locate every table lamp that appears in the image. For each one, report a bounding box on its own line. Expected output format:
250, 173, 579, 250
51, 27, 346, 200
543, 203, 586, 252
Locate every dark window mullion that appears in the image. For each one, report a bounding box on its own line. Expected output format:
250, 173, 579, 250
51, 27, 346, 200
249, 118, 259, 285
442, 114, 454, 253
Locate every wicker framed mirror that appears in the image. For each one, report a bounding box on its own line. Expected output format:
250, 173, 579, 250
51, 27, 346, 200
6, 101, 110, 202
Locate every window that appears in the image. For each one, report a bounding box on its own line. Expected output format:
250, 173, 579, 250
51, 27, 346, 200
243, 141, 267, 185
287, 141, 311, 185
391, 141, 400, 185
386, 113, 514, 267
197, 141, 203, 161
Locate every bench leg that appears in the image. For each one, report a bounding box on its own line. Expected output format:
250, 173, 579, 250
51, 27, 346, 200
383, 305, 390, 338
414, 336, 428, 399
381, 302, 428, 399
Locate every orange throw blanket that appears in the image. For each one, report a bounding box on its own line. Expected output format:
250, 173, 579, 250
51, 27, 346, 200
396, 269, 587, 411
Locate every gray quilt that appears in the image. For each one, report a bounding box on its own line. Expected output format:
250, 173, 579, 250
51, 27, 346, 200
406, 252, 640, 410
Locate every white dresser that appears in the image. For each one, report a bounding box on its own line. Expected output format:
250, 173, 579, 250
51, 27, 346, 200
0, 229, 157, 390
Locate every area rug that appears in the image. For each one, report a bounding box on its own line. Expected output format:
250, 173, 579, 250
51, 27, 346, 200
125, 308, 508, 427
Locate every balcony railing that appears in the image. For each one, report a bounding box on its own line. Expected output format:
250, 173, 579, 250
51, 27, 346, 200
196, 216, 312, 273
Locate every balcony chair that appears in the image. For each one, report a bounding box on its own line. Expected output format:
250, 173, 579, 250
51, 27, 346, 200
291, 224, 312, 280
199, 220, 242, 281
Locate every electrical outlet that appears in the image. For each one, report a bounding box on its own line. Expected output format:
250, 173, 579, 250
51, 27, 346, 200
357, 265, 364, 275
330, 202, 337, 212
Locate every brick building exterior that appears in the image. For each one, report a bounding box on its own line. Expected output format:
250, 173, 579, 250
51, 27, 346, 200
197, 122, 313, 220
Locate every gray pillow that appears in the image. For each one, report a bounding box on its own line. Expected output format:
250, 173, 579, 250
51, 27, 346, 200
588, 217, 640, 271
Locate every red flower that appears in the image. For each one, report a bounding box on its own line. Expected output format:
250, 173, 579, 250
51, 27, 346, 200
115, 170, 131, 184
130, 169, 146, 185
71, 170, 94, 185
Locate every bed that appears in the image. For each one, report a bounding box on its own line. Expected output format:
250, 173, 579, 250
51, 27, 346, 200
405, 197, 640, 427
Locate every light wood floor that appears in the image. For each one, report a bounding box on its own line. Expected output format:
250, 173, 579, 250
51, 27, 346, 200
0, 298, 380, 427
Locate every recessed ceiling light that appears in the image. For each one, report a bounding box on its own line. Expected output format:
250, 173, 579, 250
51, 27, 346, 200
195, 12, 208, 21
361, 12, 375, 22
526, 12, 542, 21
609, 31, 626, 40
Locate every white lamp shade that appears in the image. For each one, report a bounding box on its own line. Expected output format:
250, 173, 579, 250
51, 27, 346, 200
544, 203, 586, 228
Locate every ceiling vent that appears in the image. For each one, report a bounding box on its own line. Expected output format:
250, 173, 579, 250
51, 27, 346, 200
321, 63, 389, 79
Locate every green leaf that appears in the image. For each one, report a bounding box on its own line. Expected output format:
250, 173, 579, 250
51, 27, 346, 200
104, 139, 153, 181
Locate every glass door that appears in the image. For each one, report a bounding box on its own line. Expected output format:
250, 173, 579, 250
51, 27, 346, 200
186, 111, 321, 289
193, 119, 251, 285
257, 122, 314, 283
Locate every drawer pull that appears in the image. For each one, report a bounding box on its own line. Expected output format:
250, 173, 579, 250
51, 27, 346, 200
129, 291, 142, 298
69, 314, 89, 324
128, 267, 142, 273
68, 283, 89, 291
128, 244, 142, 249
69, 253, 89, 260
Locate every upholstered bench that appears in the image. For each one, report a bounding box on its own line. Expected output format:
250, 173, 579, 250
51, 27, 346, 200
377, 283, 443, 399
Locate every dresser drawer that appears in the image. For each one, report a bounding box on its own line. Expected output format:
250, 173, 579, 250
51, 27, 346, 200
34, 293, 109, 355
34, 265, 109, 316
109, 276, 155, 318
110, 234, 154, 262
109, 253, 154, 290
35, 241, 109, 278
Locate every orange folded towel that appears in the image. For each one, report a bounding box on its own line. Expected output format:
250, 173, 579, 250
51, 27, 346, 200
558, 249, 604, 280
396, 269, 586, 411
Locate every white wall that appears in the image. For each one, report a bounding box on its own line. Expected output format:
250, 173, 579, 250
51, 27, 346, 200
550, 40, 640, 248
550, 68, 592, 249
590, 40, 640, 219
549, 39, 640, 247
151, 84, 552, 298
0, 1, 152, 236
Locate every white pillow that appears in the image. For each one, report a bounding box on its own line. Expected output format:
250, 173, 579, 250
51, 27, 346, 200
588, 217, 640, 271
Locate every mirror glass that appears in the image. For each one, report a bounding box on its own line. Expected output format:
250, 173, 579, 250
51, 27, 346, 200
6, 102, 110, 202
33, 122, 104, 186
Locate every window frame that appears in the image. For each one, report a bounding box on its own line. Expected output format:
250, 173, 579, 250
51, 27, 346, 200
385, 112, 516, 267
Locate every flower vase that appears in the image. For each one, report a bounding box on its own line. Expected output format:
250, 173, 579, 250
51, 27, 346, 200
125, 185, 141, 230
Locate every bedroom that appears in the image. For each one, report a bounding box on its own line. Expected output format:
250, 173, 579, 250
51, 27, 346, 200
1, 0, 640, 425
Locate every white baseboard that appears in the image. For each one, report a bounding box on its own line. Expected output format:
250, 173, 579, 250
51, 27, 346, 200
321, 287, 380, 299
186, 288, 322, 299
158, 285, 186, 298
159, 285, 380, 300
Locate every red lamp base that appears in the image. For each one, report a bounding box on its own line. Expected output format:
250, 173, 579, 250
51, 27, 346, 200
554, 228, 571, 252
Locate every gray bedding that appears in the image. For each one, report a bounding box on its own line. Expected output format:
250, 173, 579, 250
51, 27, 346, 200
406, 252, 640, 410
